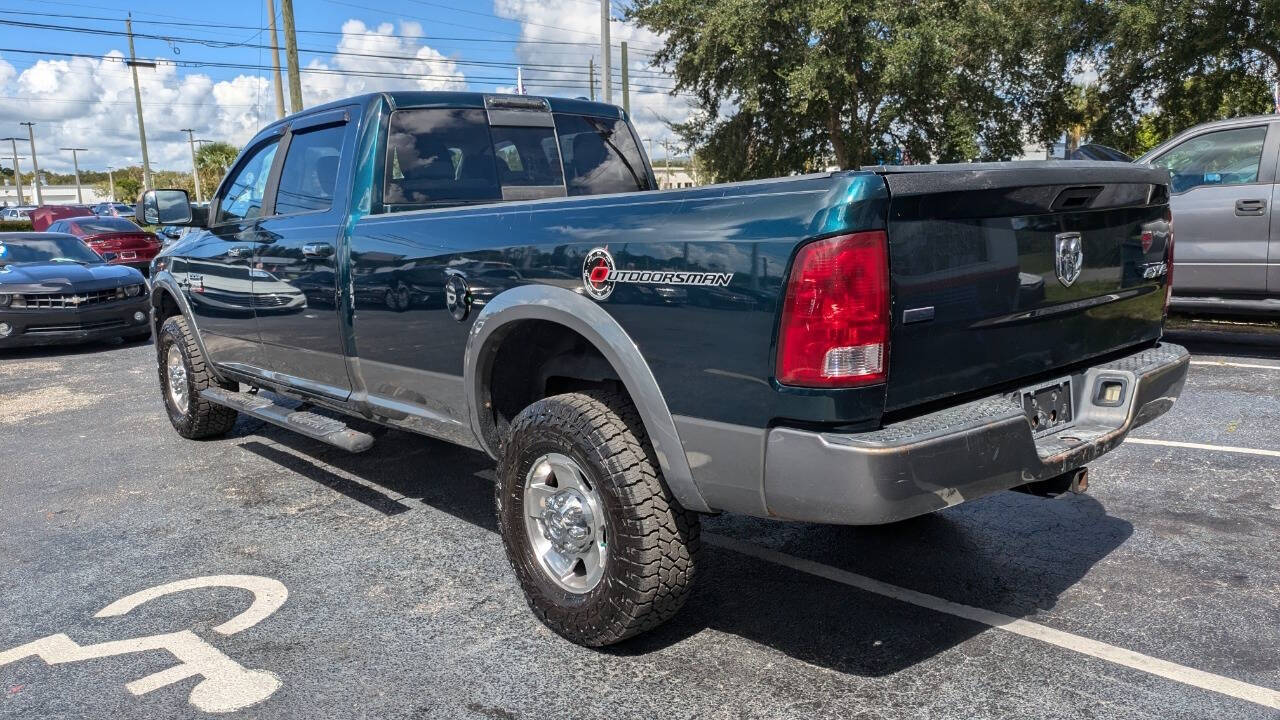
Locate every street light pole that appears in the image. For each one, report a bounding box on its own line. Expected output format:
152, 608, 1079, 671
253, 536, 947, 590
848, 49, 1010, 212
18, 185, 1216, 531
19, 122, 42, 206
2, 138, 24, 206
125, 14, 156, 192
106, 165, 116, 202
60, 148, 87, 204
181, 129, 203, 203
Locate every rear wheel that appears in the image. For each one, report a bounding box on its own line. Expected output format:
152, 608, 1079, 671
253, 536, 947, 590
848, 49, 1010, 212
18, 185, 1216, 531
157, 315, 237, 439
497, 390, 701, 646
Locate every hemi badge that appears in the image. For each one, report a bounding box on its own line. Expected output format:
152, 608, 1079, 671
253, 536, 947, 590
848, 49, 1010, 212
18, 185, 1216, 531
903, 306, 935, 324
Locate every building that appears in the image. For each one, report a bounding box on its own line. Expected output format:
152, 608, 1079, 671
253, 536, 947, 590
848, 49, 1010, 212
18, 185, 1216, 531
0, 180, 108, 207
652, 166, 700, 189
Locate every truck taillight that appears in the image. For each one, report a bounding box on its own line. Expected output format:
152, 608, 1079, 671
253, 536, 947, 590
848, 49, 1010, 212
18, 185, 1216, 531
776, 231, 889, 387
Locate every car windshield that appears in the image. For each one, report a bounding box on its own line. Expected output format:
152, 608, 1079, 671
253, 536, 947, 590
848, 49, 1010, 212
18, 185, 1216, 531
0, 236, 104, 265
68, 217, 138, 234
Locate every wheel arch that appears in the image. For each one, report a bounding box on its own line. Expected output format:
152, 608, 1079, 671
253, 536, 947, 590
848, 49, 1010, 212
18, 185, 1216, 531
463, 284, 710, 513
149, 273, 225, 384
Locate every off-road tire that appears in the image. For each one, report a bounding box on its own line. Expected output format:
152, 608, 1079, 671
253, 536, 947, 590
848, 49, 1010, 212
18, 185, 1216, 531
497, 390, 701, 646
157, 315, 237, 439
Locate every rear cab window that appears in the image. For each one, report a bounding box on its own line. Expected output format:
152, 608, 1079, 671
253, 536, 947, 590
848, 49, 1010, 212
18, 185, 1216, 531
381, 100, 651, 213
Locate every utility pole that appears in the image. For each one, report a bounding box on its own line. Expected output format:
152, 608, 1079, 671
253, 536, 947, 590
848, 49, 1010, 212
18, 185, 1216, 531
643, 137, 653, 163
661, 139, 672, 189
106, 165, 116, 202
588, 57, 595, 101
600, 0, 611, 104
60, 147, 87, 204
2, 138, 24, 206
620, 42, 630, 115
280, 0, 303, 112
20, 122, 42, 205
181, 129, 203, 203
125, 15, 156, 192
267, 0, 286, 119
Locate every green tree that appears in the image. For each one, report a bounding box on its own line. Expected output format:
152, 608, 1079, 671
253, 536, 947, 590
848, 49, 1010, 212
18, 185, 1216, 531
195, 141, 240, 196
630, 0, 1088, 180
1087, 0, 1278, 155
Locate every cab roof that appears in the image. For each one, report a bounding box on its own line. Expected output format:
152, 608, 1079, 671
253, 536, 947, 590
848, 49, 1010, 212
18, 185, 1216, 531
266, 91, 626, 132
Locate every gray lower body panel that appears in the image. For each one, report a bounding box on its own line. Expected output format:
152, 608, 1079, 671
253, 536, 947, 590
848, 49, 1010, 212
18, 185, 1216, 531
761, 343, 1189, 524
678, 343, 1189, 524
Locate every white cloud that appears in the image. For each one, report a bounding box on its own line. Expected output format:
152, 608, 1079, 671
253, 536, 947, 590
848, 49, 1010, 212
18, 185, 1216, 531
492, 0, 695, 159
0, 22, 466, 175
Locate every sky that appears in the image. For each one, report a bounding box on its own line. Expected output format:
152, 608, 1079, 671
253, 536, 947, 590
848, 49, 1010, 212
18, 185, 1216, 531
0, 0, 694, 175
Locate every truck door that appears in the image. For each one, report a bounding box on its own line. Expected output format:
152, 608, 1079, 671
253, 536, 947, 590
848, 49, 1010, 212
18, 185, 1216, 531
1148, 123, 1276, 296
187, 131, 284, 373
253, 108, 356, 401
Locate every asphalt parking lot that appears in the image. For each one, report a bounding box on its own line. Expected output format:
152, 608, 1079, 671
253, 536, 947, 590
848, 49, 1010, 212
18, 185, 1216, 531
1, 331, 1277, 719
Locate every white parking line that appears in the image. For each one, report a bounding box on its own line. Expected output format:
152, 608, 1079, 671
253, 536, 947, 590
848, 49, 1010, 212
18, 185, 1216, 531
705, 533, 1280, 710
1190, 360, 1280, 371
1125, 438, 1280, 458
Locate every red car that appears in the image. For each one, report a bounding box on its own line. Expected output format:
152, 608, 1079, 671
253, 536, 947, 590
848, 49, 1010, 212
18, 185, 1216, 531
29, 205, 95, 231
45, 216, 161, 274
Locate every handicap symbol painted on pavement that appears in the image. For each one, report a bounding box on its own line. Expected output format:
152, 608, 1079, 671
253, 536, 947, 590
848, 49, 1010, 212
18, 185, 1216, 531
0, 575, 287, 714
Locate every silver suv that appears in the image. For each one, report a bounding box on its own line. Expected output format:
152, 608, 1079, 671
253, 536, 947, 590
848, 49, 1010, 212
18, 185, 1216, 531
1138, 115, 1280, 314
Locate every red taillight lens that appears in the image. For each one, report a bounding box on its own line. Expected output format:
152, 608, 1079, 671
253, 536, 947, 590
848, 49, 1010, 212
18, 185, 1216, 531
776, 231, 889, 387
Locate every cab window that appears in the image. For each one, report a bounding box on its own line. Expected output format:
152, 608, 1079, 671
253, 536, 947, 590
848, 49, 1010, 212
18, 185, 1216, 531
1150, 125, 1268, 193
554, 114, 650, 195
384, 108, 500, 208
276, 124, 345, 214
216, 139, 280, 224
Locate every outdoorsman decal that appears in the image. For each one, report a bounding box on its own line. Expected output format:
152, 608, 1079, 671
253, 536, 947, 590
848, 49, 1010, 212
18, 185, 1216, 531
582, 247, 734, 301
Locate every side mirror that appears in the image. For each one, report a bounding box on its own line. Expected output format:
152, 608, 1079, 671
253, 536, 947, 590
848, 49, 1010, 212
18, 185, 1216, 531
100, 252, 118, 262
137, 189, 195, 226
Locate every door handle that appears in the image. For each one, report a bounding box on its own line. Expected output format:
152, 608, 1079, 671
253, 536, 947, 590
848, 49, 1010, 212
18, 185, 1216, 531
1235, 199, 1266, 216
302, 243, 334, 259
226, 246, 253, 258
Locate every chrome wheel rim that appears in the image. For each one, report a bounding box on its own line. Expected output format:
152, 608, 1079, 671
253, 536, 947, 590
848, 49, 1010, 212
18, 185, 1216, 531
165, 344, 189, 413
523, 452, 607, 594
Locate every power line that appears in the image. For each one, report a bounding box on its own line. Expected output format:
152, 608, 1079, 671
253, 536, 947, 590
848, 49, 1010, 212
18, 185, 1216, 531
0, 18, 677, 82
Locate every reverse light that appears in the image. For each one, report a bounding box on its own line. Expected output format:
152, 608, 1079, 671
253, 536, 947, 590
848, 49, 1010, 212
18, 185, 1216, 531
776, 231, 890, 387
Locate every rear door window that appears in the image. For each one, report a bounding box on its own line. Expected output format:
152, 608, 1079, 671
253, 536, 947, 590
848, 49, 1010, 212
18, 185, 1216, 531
276, 123, 346, 214
554, 114, 650, 195
385, 108, 500, 207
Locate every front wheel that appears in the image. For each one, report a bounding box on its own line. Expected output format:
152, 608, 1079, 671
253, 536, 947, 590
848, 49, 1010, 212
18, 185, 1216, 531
157, 315, 238, 439
497, 390, 701, 646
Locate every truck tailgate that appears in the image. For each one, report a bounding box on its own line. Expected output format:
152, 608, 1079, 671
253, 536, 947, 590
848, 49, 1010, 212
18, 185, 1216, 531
872, 161, 1172, 412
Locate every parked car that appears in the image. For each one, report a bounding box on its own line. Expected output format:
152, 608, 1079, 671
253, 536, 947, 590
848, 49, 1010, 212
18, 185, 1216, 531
92, 202, 136, 217
28, 205, 95, 231
139, 91, 1187, 647
1067, 143, 1133, 162
0, 232, 151, 347
1137, 115, 1280, 314
1, 207, 34, 222
45, 215, 161, 275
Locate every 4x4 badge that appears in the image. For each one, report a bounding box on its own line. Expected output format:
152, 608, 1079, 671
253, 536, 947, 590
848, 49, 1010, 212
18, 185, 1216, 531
1054, 232, 1083, 288
581, 247, 734, 302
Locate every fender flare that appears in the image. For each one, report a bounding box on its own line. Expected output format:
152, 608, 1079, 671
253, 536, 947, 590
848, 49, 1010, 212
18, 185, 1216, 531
463, 284, 711, 513
149, 272, 226, 384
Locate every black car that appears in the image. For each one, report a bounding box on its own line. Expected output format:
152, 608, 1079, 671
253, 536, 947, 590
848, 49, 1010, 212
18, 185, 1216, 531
0, 233, 152, 348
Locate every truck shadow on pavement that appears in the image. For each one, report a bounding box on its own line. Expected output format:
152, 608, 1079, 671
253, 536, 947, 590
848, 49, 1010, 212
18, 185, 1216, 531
0, 334, 153, 359
240, 422, 1133, 678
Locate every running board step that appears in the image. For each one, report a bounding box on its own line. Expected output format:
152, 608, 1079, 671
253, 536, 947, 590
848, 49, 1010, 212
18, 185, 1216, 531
200, 387, 375, 453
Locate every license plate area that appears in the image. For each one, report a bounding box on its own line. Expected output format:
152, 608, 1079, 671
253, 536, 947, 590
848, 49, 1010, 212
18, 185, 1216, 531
1021, 377, 1073, 436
